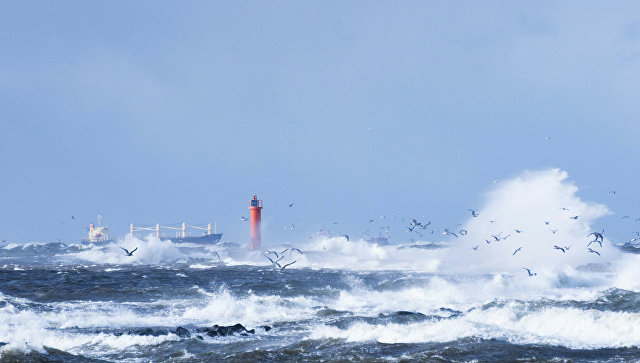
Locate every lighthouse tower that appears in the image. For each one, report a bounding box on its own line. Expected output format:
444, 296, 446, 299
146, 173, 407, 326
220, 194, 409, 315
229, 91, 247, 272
249, 195, 263, 250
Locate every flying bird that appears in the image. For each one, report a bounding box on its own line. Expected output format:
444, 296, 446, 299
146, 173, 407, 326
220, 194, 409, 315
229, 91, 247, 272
523, 267, 537, 276
587, 248, 601, 256
290, 248, 304, 255
241, 216, 248, 222
472, 245, 479, 250
512, 247, 522, 256
587, 232, 604, 247
560, 208, 570, 211
264, 254, 284, 267
280, 261, 297, 270
569, 216, 580, 220
551, 229, 558, 234
514, 229, 523, 234
289, 203, 294, 207
544, 221, 550, 225
553, 245, 566, 253
468, 209, 479, 217
459, 229, 468, 236
443, 229, 458, 238
119, 247, 138, 256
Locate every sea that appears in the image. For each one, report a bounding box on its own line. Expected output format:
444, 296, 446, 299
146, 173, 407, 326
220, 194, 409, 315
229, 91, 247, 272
1, 233, 640, 362
3, 170, 640, 362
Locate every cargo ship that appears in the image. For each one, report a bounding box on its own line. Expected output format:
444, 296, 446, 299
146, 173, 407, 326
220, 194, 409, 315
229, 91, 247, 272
129, 221, 222, 244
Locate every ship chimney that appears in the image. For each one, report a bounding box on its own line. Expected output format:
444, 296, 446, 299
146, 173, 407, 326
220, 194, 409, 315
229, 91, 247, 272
249, 195, 263, 250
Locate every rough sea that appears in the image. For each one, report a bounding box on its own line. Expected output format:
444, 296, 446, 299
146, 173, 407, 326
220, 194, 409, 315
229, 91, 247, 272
3, 170, 640, 362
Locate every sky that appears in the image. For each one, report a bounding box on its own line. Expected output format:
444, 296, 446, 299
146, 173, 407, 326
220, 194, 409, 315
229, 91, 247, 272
1, 2, 639, 245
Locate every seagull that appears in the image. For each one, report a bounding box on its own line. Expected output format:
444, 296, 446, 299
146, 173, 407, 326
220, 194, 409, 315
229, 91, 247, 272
241, 216, 248, 222
468, 209, 479, 217
514, 229, 523, 234
492, 233, 502, 242
289, 203, 294, 207
544, 221, 550, 225
281, 261, 296, 270
119, 247, 138, 256
569, 216, 580, 220
587, 248, 601, 256
459, 229, 468, 236
553, 245, 566, 253
560, 208, 570, 211
609, 190, 616, 195
489, 220, 496, 224
587, 232, 604, 247
551, 229, 558, 234
501, 234, 512, 241
621, 216, 630, 220
523, 267, 537, 276
472, 245, 479, 250
213, 251, 221, 261
71, 215, 76, 220
264, 254, 284, 268
512, 247, 522, 256
369, 219, 374, 223
343, 235, 350, 241
485, 239, 491, 245
545, 136, 552, 140
290, 248, 304, 255
443, 229, 458, 238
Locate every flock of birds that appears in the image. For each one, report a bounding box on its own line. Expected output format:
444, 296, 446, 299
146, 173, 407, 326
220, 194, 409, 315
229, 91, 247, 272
263, 248, 303, 270
458, 208, 607, 277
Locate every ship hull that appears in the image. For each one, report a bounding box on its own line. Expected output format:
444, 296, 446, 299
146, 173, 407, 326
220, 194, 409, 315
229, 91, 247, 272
164, 233, 223, 244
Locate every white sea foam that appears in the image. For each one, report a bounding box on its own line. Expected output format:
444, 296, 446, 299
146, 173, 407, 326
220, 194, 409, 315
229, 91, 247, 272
308, 305, 640, 349
75, 235, 185, 264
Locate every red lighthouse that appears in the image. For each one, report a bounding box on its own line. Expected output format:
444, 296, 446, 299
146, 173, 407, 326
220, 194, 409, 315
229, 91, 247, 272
249, 195, 263, 250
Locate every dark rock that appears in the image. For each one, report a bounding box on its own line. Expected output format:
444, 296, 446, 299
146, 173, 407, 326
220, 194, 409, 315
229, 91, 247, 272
261, 325, 272, 332
196, 323, 256, 337
196, 335, 204, 340
174, 326, 191, 338
128, 328, 169, 337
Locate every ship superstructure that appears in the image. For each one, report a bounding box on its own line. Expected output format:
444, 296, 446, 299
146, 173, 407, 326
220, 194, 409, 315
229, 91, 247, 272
83, 215, 112, 243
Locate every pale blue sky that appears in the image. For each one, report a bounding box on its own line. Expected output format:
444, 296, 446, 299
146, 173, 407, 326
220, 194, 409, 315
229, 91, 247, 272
1, 2, 639, 244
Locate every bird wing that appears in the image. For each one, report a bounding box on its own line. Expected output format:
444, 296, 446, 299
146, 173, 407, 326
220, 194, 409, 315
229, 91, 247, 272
292, 248, 303, 255
130, 247, 138, 254
264, 255, 275, 264
282, 261, 297, 269
120, 247, 129, 254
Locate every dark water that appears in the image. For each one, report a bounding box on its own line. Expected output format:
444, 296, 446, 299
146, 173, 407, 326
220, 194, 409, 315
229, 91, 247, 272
1, 241, 640, 362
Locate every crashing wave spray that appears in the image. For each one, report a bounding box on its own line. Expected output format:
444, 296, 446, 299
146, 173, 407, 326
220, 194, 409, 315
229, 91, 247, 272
446, 168, 618, 274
